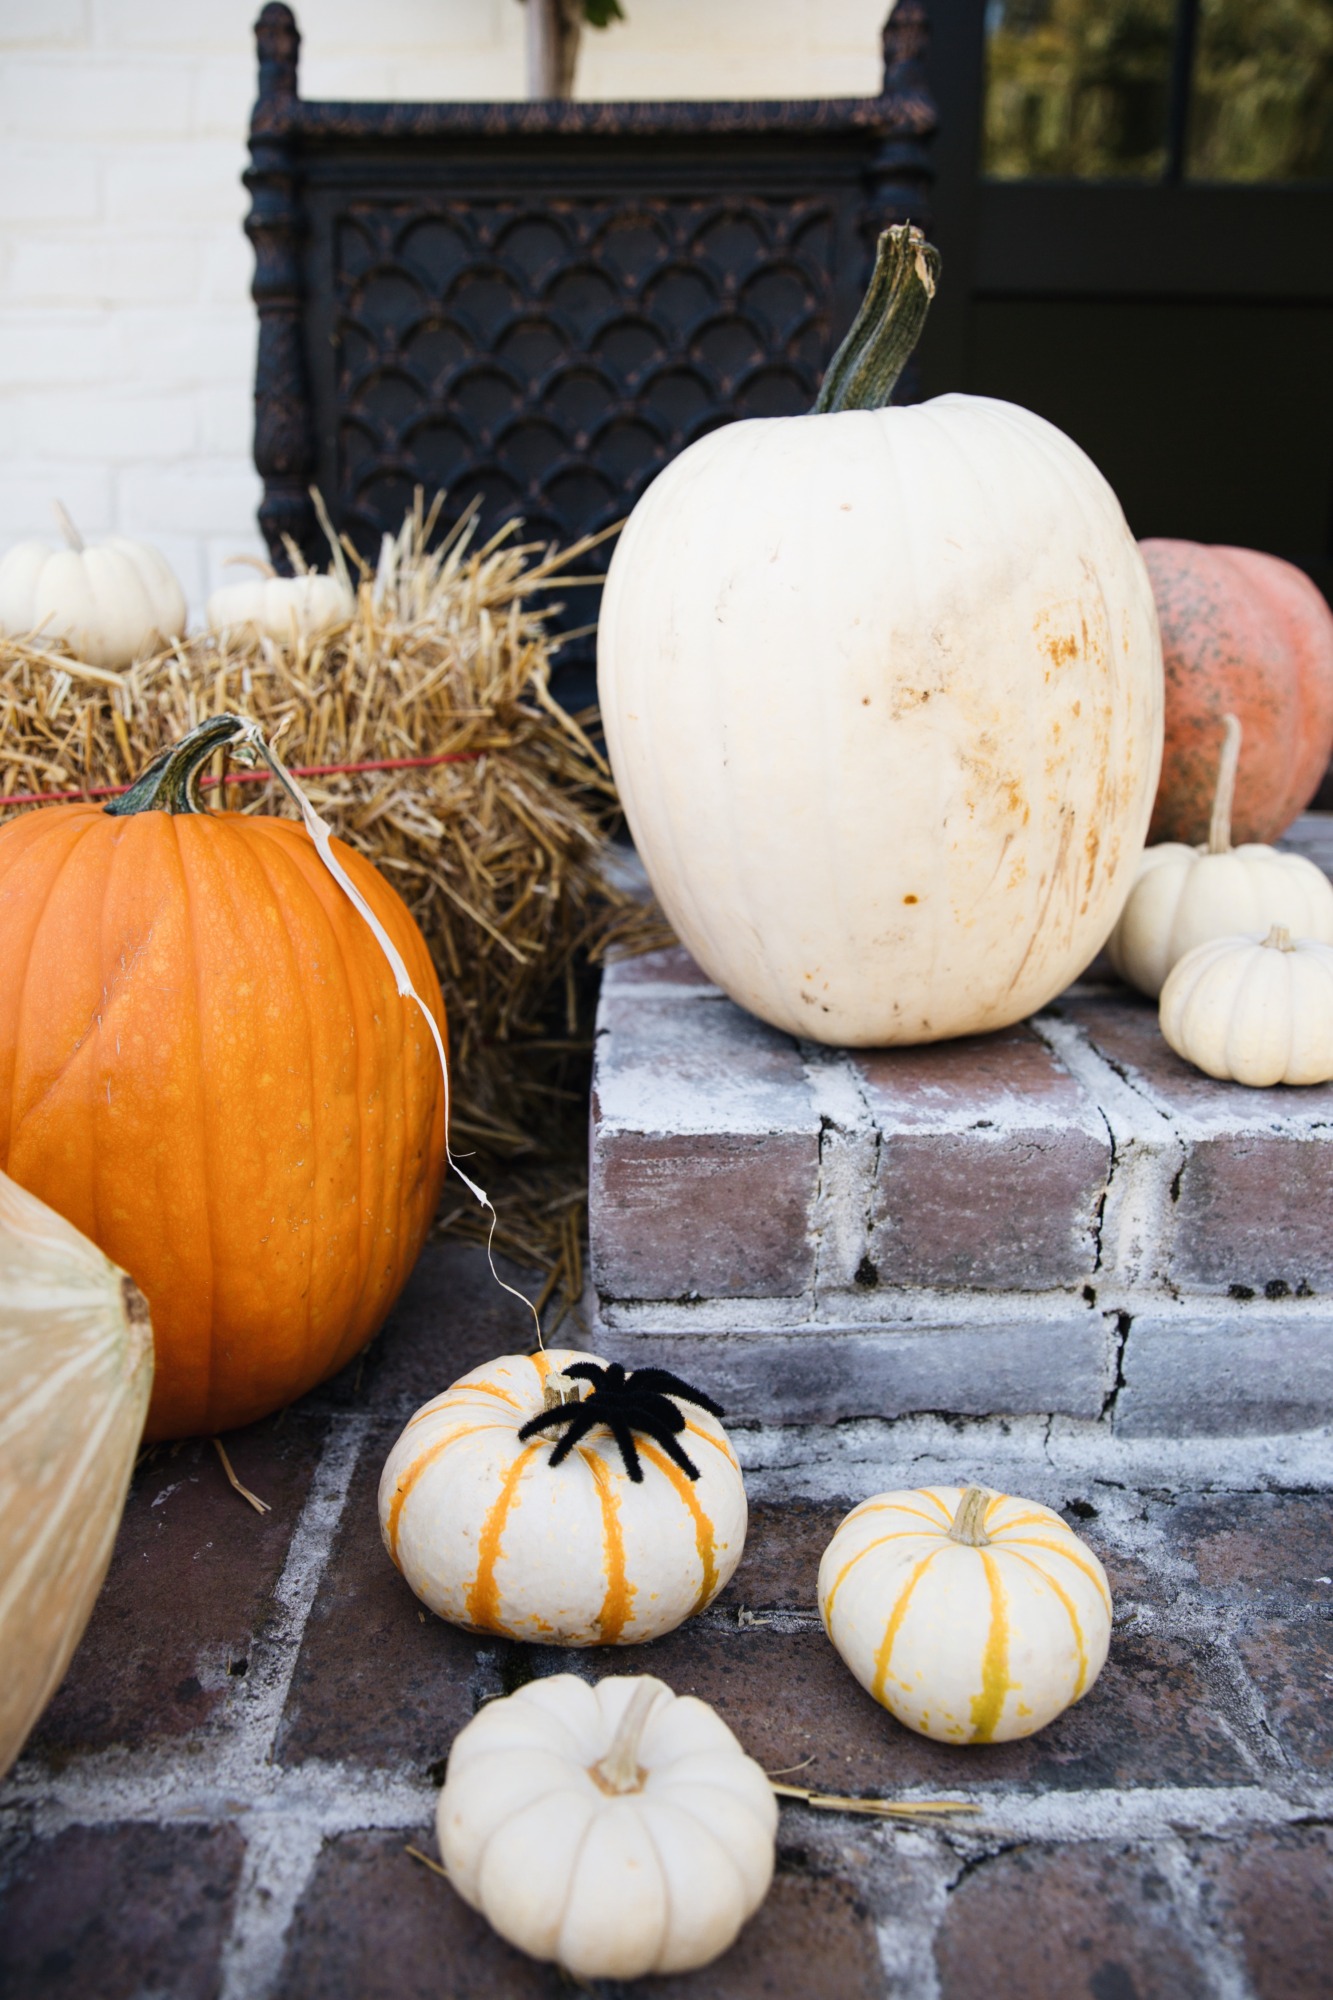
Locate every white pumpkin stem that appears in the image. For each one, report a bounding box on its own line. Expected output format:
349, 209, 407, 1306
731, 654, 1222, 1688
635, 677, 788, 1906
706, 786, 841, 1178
52, 500, 84, 553
1206, 713, 1242, 855
593, 1680, 660, 1795
1263, 924, 1296, 952
947, 1486, 994, 1548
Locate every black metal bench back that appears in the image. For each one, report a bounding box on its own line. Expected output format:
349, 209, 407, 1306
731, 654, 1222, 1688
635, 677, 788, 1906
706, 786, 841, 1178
245, 2, 935, 676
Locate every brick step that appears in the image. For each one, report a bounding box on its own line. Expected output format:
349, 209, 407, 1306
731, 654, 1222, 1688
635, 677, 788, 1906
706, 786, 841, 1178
587, 815, 1333, 1437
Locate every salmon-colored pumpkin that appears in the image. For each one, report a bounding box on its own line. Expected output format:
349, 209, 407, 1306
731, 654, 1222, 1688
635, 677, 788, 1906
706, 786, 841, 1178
1143, 539, 1333, 845
0, 715, 447, 1441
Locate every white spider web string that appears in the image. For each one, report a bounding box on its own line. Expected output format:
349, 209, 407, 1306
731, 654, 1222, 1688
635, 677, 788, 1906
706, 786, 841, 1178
229, 717, 545, 1350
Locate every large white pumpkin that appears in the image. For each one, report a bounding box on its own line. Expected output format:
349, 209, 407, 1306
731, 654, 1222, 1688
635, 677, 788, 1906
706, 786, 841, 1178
598, 228, 1164, 1046
379, 1349, 747, 1645
0, 507, 186, 671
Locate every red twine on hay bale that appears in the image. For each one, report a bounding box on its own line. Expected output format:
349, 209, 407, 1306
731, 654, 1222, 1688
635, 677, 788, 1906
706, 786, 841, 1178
0, 749, 486, 811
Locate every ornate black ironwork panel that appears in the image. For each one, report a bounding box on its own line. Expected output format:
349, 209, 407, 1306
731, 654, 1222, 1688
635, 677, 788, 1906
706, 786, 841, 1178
246, 3, 936, 678
329, 193, 842, 556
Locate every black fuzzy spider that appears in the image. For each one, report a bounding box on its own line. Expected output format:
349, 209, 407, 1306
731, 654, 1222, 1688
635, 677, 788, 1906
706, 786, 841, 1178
517, 1362, 725, 1484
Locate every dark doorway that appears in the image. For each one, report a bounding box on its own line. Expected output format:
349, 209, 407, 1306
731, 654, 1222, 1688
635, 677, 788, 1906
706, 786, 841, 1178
918, 0, 1333, 602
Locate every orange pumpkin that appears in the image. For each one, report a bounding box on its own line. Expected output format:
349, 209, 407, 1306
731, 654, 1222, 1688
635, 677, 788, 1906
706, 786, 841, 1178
0, 715, 447, 1441
1143, 539, 1333, 846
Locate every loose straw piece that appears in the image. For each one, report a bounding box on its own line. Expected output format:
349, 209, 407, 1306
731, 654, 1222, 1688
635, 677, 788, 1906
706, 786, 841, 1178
211, 1437, 272, 1515
770, 1781, 978, 1821
404, 1845, 451, 1881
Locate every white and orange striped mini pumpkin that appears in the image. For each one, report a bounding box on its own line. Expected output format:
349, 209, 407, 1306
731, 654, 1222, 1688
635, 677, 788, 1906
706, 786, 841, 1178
818, 1485, 1112, 1744
378, 1349, 747, 1646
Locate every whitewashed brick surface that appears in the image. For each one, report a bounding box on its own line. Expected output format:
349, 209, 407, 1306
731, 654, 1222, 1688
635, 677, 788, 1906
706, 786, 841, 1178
0, 0, 888, 618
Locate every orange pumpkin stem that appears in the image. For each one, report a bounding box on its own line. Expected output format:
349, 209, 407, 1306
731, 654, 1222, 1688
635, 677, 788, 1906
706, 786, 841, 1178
1206, 713, 1242, 855
947, 1486, 994, 1548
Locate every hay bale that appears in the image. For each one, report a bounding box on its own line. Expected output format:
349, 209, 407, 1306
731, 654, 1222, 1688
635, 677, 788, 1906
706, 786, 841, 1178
0, 494, 669, 1316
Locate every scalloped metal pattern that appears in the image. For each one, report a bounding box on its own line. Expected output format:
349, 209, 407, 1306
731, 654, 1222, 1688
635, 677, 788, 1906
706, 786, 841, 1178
330, 195, 843, 568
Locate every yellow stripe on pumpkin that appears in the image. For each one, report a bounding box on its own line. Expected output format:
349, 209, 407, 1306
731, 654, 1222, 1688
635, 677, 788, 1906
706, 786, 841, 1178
870, 1548, 941, 1703
968, 1552, 1012, 1743
995, 1535, 1111, 1617
1003, 1547, 1090, 1698
386, 1421, 508, 1562
580, 1447, 634, 1643
822, 1530, 943, 1621
466, 1442, 541, 1631
638, 1439, 717, 1611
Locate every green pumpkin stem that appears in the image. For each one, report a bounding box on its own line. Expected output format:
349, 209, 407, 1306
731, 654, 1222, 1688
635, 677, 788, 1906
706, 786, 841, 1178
812, 224, 941, 416
104, 712, 250, 817
947, 1486, 994, 1548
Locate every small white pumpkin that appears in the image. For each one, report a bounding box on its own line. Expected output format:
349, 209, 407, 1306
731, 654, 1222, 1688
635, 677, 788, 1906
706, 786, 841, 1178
818, 1484, 1112, 1745
206, 566, 352, 644
1107, 713, 1333, 998
0, 504, 186, 670
379, 1350, 746, 1645
1, 1167, 154, 1777
1160, 923, 1333, 1086
437, 1672, 777, 1980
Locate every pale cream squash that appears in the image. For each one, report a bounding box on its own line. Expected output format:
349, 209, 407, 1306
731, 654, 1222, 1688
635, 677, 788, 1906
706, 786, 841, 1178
1160, 924, 1333, 1086
437, 1673, 777, 1979
378, 1350, 746, 1645
1107, 714, 1333, 998
206, 570, 353, 644
0, 505, 186, 670
818, 1484, 1112, 1744
598, 228, 1164, 1046
0, 1168, 154, 1777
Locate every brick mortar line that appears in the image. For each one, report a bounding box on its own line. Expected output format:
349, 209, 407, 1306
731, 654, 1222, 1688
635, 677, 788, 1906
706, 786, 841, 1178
9, 1757, 1331, 1853
736, 1411, 1333, 1497
214, 1419, 366, 2000
599, 1285, 1333, 1332
1156, 1833, 1261, 2000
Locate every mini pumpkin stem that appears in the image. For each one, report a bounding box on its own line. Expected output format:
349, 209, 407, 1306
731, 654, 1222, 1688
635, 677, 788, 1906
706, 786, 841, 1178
1263, 924, 1296, 952
593, 1680, 660, 1795
104, 713, 250, 818
947, 1486, 994, 1548
53, 500, 85, 553
1206, 713, 1242, 855
813, 224, 941, 416
542, 1371, 583, 1410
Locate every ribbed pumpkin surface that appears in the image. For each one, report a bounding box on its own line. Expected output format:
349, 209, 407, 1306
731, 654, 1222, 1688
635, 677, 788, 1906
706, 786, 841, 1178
0, 1167, 153, 1777
818, 1485, 1112, 1744
0, 806, 447, 1440
1143, 539, 1333, 845
600, 397, 1163, 1045
380, 1349, 747, 1646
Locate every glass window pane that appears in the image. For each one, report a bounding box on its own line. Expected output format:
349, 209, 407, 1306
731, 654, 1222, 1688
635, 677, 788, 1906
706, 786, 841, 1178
1187, 0, 1333, 182
983, 0, 1177, 180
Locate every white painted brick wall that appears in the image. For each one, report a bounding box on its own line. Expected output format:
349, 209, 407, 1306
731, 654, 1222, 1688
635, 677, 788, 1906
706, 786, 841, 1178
0, 0, 888, 620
